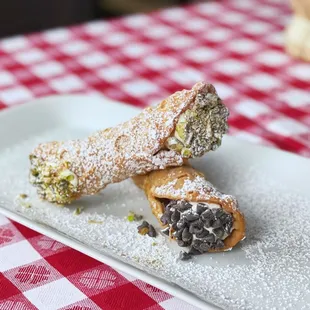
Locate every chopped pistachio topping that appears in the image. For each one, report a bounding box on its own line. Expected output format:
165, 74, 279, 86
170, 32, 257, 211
166, 91, 229, 158
127, 211, 135, 222
181, 148, 192, 158
29, 155, 79, 204
165, 137, 183, 152
16, 194, 31, 208
127, 211, 143, 222
74, 207, 84, 215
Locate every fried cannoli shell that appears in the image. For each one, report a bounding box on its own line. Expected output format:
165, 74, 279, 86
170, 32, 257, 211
133, 166, 246, 251
30, 82, 228, 204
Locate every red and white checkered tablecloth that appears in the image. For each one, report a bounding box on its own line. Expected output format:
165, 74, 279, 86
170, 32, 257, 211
0, 0, 309, 309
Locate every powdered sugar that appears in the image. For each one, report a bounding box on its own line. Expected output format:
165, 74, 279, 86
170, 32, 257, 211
30, 83, 226, 204
154, 176, 234, 204
1, 128, 310, 310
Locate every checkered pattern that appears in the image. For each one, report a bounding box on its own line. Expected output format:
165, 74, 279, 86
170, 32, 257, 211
0, 0, 309, 308
0, 219, 198, 310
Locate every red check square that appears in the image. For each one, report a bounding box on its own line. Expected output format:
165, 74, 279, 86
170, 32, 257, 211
91, 282, 158, 310
0, 272, 20, 299
45, 249, 102, 277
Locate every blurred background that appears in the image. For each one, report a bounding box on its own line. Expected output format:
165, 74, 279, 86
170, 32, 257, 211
0, 0, 198, 37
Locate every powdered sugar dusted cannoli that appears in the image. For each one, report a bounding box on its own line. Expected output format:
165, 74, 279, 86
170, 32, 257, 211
133, 166, 245, 257
30, 82, 229, 204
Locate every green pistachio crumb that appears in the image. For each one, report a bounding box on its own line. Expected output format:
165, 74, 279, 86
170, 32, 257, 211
181, 148, 192, 158
74, 207, 84, 215
127, 211, 135, 222
127, 211, 143, 222
19, 194, 28, 199
67, 174, 74, 181
31, 169, 39, 177
152, 242, 158, 246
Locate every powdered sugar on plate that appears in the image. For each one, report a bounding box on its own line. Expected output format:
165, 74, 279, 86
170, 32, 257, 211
0, 128, 310, 310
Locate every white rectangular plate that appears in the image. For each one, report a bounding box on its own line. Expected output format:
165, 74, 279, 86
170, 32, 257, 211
0, 95, 310, 310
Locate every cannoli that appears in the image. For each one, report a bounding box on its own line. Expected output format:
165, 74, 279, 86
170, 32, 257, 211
30, 82, 229, 204
133, 166, 245, 255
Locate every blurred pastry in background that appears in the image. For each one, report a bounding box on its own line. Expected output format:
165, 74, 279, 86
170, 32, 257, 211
285, 0, 310, 62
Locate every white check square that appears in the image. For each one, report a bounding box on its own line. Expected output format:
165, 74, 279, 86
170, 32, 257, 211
32, 61, 65, 78
24, 278, 86, 310
145, 25, 175, 39
0, 70, 16, 87
228, 39, 260, 54
235, 99, 270, 118
221, 12, 246, 25
143, 55, 178, 70
49, 75, 85, 92
267, 118, 309, 136
185, 47, 217, 63
277, 89, 310, 108
214, 83, 235, 100
78, 51, 110, 68
263, 32, 284, 47
243, 21, 272, 35
0, 240, 41, 272
43, 28, 71, 43
122, 43, 150, 58
60, 41, 90, 56
255, 50, 289, 66
244, 73, 281, 91
289, 64, 310, 81
0, 215, 10, 226
205, 28, 232, 42
169, 68, 204, 85
104, 32, 131, 46
232, 0, 255, 10
166, 35, 196, 49
0, 36, 29, 52
98, 65, 132, 82
0, 86, 33, 105
84, 21, 110, 36
255, 6, 280, 18
182, 18, 209, 32
160, 7, 189, 21
15, 48, 46, 65
214, 59, 249, 75
123, 79, 159, 97
123, 14, 151, 29
196, 2, 221, 15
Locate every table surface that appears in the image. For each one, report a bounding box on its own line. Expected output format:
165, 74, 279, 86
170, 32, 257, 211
0, 0, 309, 309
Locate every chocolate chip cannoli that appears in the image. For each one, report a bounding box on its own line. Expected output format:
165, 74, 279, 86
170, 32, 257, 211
30, 82, 229, 204
133, 166, 245, 256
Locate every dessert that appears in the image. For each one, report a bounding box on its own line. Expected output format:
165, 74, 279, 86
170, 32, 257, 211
285, 0, 310, 61
133, 165, 245, 256
30, 82, 229, 204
